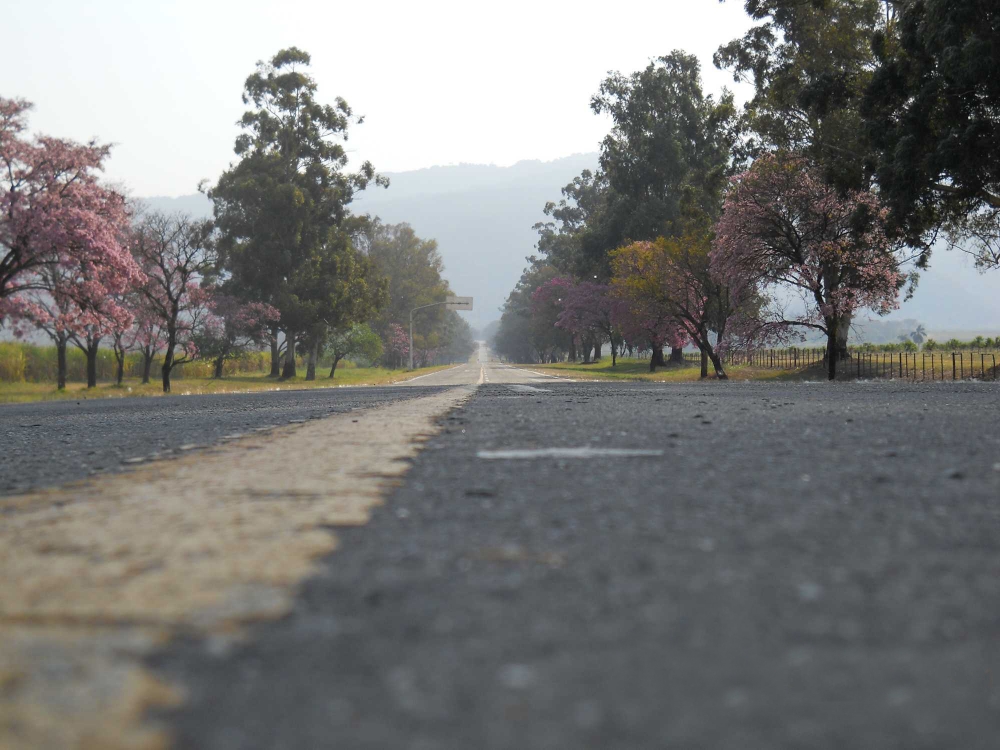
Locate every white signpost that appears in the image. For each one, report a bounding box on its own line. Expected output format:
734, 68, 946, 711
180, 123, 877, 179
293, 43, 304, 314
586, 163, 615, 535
409, 296, 474, 370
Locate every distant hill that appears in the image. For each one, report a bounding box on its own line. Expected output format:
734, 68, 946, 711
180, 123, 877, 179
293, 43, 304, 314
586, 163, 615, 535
352, 154, 598, 329
138, 153, 1000, 334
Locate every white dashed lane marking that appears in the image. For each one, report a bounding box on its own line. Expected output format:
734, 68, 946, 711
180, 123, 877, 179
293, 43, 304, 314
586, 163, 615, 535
477, 448, 664, 460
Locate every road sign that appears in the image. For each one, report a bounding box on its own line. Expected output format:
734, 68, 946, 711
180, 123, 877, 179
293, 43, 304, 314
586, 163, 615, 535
446, 295, 473, 311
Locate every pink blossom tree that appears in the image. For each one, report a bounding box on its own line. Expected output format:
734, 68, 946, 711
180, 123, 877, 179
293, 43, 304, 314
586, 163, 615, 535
131, 211, 217, 392
535, 277, 624, 365
383, 323, 410, 369
107, 291, 145, 386
610, 230, 779, 379
610, 290, 689, 372
528, 277, 579, 363
1, 98, 136, 324
192, 294, 280, 379
712, 154, 902, 380
130, 300, 167, 385
7, 254, 141, 389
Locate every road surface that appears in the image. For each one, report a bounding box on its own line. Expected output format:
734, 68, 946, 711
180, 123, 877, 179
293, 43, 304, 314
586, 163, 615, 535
3, 347, 1000, 749
0, 384, 451, 494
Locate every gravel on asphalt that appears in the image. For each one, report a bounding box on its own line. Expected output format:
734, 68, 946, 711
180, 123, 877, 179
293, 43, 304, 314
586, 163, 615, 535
146, 380, 1000, 748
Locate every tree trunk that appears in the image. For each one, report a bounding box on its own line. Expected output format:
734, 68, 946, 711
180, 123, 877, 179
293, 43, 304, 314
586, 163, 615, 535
700, 349, 709, 379
56, 339, 67, 390
611, 338, 617, 367
115, 351, 125, 386
86, 341, 98, 388
836, 312, 852, 361
649, 346, 666, 372
329, 354, 344, 379
305, 341, 318, 381
282, 332, 297, 378
708, 349, 729, 380
162, 339, 175, 393
593, 339, 601, 361
582, 335, 593, 364
213, 356, 224, 379
669, 346, 685, 365
142, 350, 153, 385
269, 325, 281, 377
826, 321, 838, 381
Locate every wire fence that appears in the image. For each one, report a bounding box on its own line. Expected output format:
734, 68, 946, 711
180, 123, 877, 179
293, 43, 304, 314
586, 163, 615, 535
716, 348, 999, 381
724, 348, 828, 369
844, 351, 998, 381
614, 346, 999, 381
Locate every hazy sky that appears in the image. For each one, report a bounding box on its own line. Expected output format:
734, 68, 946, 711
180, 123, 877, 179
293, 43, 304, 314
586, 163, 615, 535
6, 1, 754, 197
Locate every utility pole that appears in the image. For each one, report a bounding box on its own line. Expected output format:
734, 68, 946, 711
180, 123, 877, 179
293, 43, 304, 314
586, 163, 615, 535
408, 296, 473, 370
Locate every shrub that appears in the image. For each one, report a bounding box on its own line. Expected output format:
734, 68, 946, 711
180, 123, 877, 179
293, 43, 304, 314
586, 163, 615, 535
0, 342, 27, 382
0, 342, 272, 383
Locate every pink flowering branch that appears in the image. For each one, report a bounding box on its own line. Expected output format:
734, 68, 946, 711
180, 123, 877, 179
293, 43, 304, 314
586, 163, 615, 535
711, 153, 903, 379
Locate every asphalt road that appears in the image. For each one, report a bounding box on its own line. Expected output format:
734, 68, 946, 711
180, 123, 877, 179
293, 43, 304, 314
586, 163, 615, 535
0, 384, 450, 494
147, 367, 1000, 748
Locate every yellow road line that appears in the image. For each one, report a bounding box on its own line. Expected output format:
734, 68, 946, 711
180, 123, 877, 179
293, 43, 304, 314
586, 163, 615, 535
0, 385, 475, 750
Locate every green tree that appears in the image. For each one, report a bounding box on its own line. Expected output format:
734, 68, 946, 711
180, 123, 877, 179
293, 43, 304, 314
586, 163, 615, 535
493, 259, 572, 363
282, 229, 389, 381
717, 1, 902, 360
437, 312, 476, 364
536, 53, 735, 281
530, 53, 735, 366
865, 0, 1000, 270
358, 219, 458, 360
327, 323, 383, 378
533, 170, 612, 279
210, 47, 386, 378
593, 51, 736, 243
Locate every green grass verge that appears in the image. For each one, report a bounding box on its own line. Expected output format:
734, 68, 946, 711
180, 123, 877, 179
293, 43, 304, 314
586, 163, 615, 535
0, 365, 455, 405
527, 358, 812, 383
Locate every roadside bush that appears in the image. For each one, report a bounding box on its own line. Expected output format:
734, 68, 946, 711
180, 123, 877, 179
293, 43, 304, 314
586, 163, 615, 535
0, 342, 273, 384
0, 342, 27, 382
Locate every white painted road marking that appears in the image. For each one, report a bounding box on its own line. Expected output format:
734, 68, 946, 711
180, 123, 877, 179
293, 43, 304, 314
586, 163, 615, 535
403, 365, 462, 383
477, 448, 664, 460
506, 385, 551, 393
500, 365, 574, 381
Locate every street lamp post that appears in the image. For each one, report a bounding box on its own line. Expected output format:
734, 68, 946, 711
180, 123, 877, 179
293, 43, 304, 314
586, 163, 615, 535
408, 296, 474, 370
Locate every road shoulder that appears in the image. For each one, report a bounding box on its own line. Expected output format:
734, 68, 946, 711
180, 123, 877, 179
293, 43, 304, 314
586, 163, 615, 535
0, 385, 474, 749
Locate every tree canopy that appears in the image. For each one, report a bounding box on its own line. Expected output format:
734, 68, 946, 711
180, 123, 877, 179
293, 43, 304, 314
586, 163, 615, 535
210, 47, 388, 377
865, 0, 1000, 269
